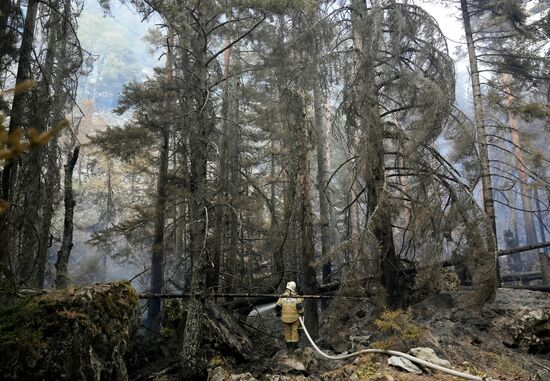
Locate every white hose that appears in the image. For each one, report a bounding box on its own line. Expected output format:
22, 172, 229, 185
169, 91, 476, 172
298, 317, 499, 381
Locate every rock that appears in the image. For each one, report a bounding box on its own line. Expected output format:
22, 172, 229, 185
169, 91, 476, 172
342, 365, 354, 376
280, 356, 306, 372
371, 375, 394, 381
348, 372, 359, 381
208, 366, 258, 381
264, 376, 308, 381
480, 289, 550, 354
387, 356, 423, 374
230, 372, 258, 380
208, 366, 229, 381
0, 281, 139, 381
208, 367, 258, 381
409, 347, 451, 367
350, 334, 371, 349
331, 337, 349, 353
300, 347, 318, 371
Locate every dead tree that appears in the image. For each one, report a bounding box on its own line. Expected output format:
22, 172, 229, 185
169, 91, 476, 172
55, 146, 80, 288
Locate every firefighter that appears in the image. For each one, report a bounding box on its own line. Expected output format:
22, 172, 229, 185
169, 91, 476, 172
275, 281, 304, 351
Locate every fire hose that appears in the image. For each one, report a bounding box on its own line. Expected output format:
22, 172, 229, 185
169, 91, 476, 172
298, 317, 499, 381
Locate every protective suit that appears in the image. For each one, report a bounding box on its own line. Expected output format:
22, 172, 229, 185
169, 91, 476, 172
275, 281, 303, 350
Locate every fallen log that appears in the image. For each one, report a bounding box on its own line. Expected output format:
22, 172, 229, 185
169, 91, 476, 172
501, 272, 542, 283
138, 292, 370, 300
502, 284, 550, 293
497, 240, 550, 256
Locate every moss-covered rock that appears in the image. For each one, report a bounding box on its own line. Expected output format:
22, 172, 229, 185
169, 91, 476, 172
0, 281, 139, 380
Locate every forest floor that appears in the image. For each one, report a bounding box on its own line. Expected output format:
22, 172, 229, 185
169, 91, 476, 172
231, 289, 549, 381
130, 287, 549, 381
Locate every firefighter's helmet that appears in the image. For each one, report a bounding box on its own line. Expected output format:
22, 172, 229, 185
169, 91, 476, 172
286, 281, 297, 292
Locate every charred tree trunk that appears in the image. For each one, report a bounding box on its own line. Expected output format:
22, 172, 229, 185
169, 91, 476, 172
352, 0, 399, 306
314, 66, 334, 286
146, 128, 170, 329
146, 27, 174, 328
0, 1, 15, 85
181, 11, 211, 377
460, 0, 499, 294
27, 0, 64, 288
54, 146, 80, 288
0, 0, 39, 286
269, 143, 285, 292
35, 0, 72, 288
209, 30, 232, 294
295, 89, 319, 339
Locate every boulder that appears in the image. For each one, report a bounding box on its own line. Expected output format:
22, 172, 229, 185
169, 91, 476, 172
387, 356, 423, 374
409, 347, 451, 367
0, 281, 139, 380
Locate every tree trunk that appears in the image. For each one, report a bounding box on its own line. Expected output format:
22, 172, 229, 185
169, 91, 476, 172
209, 30, 232, 294
0, 0, 14, 81
146, 27, 173, 328
0, 0, 39, 286
314, 71, 334, 286
54, 146, 80, 288
181, 14, 211, 376
295, 89, 319, 339
26, 0, 63, 288
35, 0, 72, 288
34, 140, 58, 288
502, 75, 538, 245
506, 189, 522, 272
460, 0, 500, 295
352, 0, 399, 306
146, 129, 170, 328
534, 188, 550, 284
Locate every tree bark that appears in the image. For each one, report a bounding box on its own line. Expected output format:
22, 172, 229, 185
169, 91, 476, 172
0, 0, 14, 76
0, 0, 39, 285
460, 0, 500, 294
209, 29, 232, 294
352, 0, 399, 306
534, 188, 550, 284
146, 27, 173, 328
146, 128, 170, 328
502, 74, 538, 249
26, 0, 63, 288
54, 146, 80, 288
295, 89, 319, 339
181, 11, 211, 376
314, 68, 334, 286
